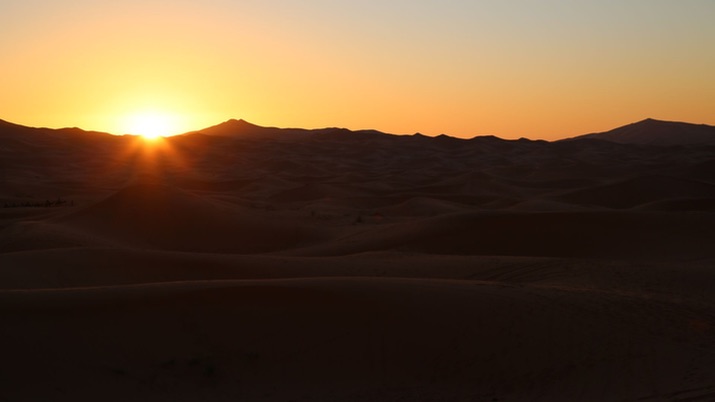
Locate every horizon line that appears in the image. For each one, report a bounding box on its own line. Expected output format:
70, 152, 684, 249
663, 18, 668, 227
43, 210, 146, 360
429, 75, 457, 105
2, 116, 712, 142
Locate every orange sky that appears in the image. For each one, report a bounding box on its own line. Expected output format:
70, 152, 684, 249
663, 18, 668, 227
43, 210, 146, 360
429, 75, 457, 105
2, 1, 714, 140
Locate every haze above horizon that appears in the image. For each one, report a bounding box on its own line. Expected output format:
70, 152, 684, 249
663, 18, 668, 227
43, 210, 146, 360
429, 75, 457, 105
2, 0, 714, 140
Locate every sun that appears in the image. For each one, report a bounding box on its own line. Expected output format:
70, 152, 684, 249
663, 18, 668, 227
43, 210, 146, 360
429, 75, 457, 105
122, 111, 179, 139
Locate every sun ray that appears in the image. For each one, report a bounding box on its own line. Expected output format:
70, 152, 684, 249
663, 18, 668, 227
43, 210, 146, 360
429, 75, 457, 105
100, 127, 194, 187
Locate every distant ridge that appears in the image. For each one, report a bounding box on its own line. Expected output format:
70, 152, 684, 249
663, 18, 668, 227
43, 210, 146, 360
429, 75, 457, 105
565, 118, 715, 146
186, 119, 394, 140
0, 118, 112, 138
2, 116, 715, 145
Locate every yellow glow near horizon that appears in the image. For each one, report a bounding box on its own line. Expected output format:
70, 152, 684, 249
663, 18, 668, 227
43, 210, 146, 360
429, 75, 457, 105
120, 111, 180, 139
1, 2, 714, 140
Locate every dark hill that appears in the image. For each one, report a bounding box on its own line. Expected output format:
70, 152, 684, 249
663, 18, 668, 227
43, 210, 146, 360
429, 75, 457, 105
565, 118, 715, 146
184, 119, 395, 141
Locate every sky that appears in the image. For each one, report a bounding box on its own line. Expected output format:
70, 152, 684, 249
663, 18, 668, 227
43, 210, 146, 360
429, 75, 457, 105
2, 0, 714, 140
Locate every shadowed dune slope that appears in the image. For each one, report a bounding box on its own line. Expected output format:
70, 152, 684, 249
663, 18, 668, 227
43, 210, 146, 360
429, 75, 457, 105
556, 175, 715, 209
636, 197, 715, 212
2, 278, 715, 402
58, 182, 329, 253
295, 211, 715, 259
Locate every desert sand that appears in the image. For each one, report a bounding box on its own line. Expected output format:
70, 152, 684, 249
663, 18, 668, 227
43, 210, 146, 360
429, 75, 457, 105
2, 118, 715, 401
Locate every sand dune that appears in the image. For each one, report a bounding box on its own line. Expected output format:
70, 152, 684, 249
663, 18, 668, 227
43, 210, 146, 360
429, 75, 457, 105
58, 181, 330, 253
3, 277, 715, 401
556, 175, 715, 209
2, 118, 715, 400
290, 210, 715, 260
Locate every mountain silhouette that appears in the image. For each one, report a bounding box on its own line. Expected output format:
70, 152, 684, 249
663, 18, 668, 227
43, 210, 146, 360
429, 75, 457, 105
3, 117, 715, 146
566, 118, 715, 146
184, 119, 410, 142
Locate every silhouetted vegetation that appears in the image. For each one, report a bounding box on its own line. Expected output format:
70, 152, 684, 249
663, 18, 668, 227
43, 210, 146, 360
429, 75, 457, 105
3, 197, 74, 208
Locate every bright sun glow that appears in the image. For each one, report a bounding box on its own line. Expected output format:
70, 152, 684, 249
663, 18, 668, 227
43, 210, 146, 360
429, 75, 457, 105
122, 112, 179, 139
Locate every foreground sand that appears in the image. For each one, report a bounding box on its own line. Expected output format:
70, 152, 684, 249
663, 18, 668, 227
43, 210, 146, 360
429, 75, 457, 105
3, 253, 715, 401
2, 121, 715, 400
